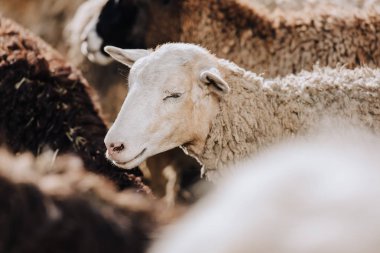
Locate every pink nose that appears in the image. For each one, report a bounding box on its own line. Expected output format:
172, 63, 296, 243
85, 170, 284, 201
107, 142, 125, 155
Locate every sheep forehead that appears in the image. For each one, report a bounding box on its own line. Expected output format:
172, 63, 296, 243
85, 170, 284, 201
155, 43, 212, 58
129, 58, 188, 90
129, 44, 212, 89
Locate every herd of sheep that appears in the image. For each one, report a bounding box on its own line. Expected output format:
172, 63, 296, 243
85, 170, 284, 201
1, 0, 380, 252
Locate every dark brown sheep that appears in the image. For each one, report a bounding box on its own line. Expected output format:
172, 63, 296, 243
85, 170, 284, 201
0, 149, 175, 253
0, 16, 149, 192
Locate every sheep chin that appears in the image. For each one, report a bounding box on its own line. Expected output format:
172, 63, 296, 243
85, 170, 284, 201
110, 148, 148, 170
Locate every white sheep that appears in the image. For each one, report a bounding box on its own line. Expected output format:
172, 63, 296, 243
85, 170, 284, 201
71, 0, 380, 201
148, 126, 380, 253
104, 43, 380, 180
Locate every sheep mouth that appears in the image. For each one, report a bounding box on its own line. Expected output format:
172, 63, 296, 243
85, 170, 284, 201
113, 148, 147, 167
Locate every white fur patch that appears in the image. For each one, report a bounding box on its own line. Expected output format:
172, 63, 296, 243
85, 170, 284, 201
81, 19, 112, 65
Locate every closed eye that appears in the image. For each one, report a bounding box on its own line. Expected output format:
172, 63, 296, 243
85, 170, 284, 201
163, 92, 183, 101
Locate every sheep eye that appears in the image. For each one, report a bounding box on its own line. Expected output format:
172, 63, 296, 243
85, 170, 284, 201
163, 92, 182, 101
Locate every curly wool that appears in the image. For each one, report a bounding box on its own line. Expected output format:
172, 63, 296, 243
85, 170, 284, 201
198, 62, 380, 179
0, 17, 146, 191
180, 0, 380, 77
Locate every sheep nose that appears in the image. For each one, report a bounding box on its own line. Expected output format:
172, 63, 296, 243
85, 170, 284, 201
107, 142, 125, 154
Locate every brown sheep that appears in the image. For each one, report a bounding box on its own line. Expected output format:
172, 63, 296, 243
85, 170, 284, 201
0, 16, 149, 192
0, 148, 178, 253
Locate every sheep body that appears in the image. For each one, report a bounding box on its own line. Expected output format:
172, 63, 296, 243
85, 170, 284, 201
149, 126, 380, 253
104, 43, 380, 180
0, 16, 147, 191
180, 0, 380, 76
199, 63, 380, 179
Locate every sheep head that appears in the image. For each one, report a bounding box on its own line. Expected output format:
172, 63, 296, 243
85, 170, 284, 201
80, 0, 181, 65
104, 43, 230, 169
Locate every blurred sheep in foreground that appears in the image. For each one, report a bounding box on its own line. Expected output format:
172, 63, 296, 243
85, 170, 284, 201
150, 125, 380, 253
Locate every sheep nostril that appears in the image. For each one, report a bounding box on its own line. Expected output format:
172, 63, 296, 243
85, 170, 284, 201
112, 143, 125, 153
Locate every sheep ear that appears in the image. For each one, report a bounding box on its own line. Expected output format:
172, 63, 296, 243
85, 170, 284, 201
104, 46, 150, 67
200, 68, 230, 95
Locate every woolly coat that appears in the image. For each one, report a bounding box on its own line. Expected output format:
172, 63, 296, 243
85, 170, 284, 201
0, 17, 148, 191
179, 0, 380, 77
189, 60, 380, 179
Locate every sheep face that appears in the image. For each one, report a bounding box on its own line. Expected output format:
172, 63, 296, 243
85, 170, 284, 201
104, 43, 230, 169
80, 0, 181, 65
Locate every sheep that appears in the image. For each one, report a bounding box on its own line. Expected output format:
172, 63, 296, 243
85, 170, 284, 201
0, 16, 150, 192
80, 0, 380, 77
149, 125, 380, 253
73, 0, 380, 200
104, 43, 380, 180
0, 148, 178, 253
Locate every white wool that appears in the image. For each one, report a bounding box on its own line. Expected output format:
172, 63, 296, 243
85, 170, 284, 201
149, 125, 380, 253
